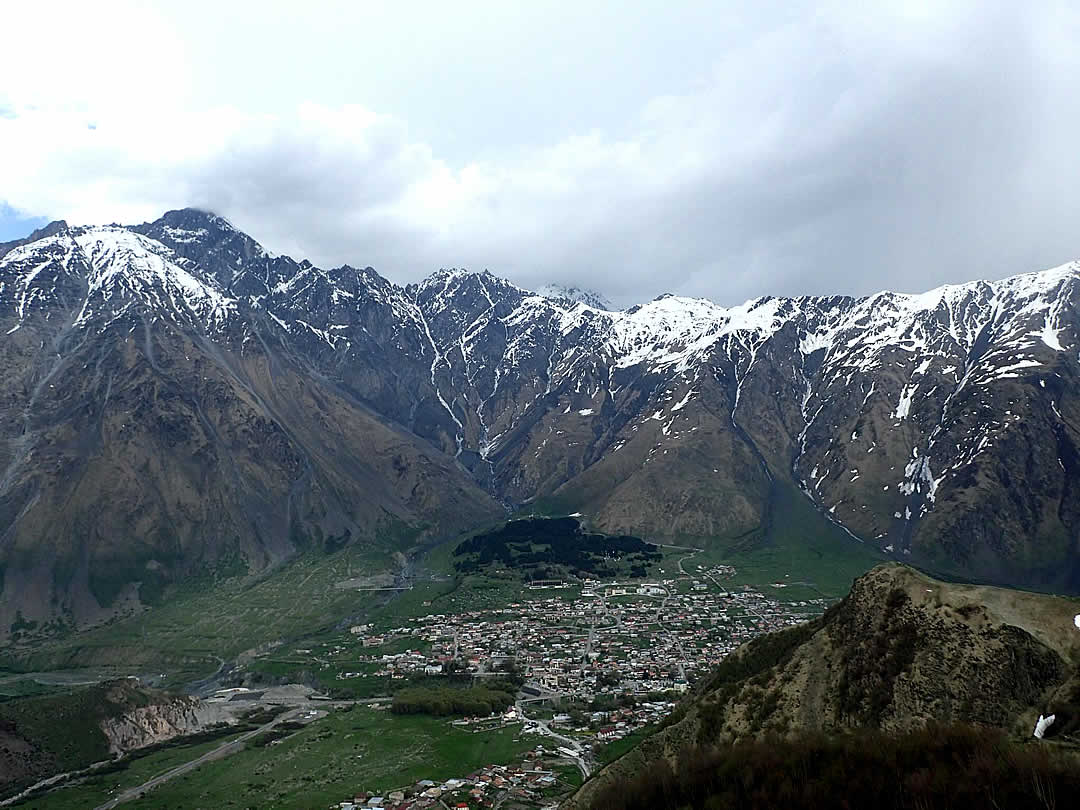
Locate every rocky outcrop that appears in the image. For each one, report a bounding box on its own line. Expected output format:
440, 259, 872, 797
100, 696, 236, 755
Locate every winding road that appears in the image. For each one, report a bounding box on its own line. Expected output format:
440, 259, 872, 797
519, 704, 592, 779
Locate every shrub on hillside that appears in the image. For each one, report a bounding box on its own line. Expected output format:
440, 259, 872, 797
587, 724, 1080, 810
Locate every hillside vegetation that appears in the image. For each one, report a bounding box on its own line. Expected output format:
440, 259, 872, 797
0, 680, 221, 797
585, 724, 1080, 810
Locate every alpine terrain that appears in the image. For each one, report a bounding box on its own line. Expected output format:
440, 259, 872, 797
2, 209, 1080, 634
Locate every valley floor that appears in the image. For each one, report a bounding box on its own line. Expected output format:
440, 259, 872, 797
8, 534, 864, 809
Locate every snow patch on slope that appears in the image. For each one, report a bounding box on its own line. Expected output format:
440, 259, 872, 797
894, 385, 917, 419
1040, 313, 1065, 351
73, 227, 235, 328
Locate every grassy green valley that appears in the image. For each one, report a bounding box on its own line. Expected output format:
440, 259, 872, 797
0, 507, 893, 809
28, 707, 534, 810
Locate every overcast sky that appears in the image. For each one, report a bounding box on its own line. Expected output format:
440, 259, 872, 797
2, 0, 1079, 307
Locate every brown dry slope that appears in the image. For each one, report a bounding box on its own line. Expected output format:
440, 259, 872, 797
0, 270, 500, 637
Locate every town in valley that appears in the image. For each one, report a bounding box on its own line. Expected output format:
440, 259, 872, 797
231, 556, 828, 810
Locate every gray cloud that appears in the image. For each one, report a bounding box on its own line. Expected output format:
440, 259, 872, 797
2, 1, 1079, 307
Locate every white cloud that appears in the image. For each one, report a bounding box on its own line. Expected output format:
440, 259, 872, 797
2, 1, 1080, 306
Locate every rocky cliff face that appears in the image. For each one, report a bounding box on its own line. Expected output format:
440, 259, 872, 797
100, 695, 236, 755
2, 209, 1080, 632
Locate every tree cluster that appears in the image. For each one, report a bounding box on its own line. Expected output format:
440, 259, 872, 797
453, 517, 660, 580
390, 685, 515, 717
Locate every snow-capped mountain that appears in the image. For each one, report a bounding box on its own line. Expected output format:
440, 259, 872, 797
2, 209, 1079, 632
536, 283, 614, 311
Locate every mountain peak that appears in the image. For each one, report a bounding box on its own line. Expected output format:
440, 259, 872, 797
72, 225, 235, 328
129, 208, 280, 297
0, 219, 71, 261
153, 208, 237, 232
29, 219, 71, 240
536, 283, 614, 311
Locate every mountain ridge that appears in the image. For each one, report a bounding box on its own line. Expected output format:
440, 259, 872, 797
2, 208, 1079, 634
